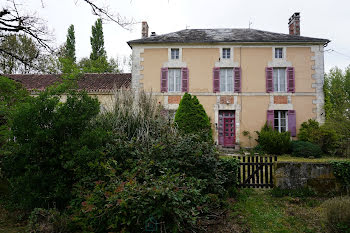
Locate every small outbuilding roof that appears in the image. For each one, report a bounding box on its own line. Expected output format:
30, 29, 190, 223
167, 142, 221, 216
128, 28, 330, 46
6, 73, 131, 93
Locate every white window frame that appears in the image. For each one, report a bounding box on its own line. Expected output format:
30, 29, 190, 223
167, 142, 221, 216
222, 48, 231, 59
168, 68, 181, 92
275, 48, 283, 59
171, 48, 179, 60
274, 110, 288, 132
273, 68, 287, 92
219, 68, 234, 92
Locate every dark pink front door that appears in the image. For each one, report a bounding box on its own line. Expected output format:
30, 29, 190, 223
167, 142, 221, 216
218, 111, 235, 147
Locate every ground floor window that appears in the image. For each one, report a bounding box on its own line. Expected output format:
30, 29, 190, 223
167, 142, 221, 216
274, 110, 288, 132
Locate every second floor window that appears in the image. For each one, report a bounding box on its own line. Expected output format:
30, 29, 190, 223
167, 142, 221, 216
275, 48, 283, 59
273, 68, 286, 92
274, 110, 288, 132
220, 68, 233, 92
168, 68, 181, 92
171, 49, 179, 59
222, 48, 231, 59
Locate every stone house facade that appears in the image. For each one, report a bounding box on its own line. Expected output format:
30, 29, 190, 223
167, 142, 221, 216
128, 13, 330, 148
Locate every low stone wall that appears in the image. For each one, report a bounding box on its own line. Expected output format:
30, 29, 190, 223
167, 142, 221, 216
275, 162, 340, 193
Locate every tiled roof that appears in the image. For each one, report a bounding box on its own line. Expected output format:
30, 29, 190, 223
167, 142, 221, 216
5, 73, 131, 93
128, 28, 330, 46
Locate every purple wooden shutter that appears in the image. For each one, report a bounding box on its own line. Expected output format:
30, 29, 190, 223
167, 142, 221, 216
267, 110, 274, 128
234, 67, 241, 93
213, 67, 220, 93
181, 67, 189, 92
288, 110, 297, 136
160, 67, 168, 93
287, 67, 295, 93
266, 67, 273, 93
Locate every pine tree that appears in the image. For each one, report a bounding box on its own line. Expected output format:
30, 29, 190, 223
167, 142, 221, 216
175, 93, 213, 142
64, 24, 76, 63
90, 18, 106, 61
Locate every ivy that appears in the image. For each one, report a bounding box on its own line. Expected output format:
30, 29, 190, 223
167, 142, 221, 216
330, 161, 350, 190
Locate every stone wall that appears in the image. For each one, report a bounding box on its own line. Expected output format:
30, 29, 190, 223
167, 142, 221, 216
275, 162, 340, 193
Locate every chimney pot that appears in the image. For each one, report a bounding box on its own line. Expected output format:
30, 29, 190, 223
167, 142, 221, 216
150, 32, 156, 36
288, 12, 300, 36
141, 21, 149, 38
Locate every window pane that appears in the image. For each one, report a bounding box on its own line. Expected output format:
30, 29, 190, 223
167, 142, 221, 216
171, 49, 179, 59
275, 48, 283, 58
175, 69, 181, 91
220, 69, 226, 92
279, 69, 286, 92
168, 69, 174, 92
273, 69, 278, 91
227, 69, 233, 92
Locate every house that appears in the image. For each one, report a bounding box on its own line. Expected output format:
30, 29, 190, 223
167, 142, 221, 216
7, 73, 131, 110
127, 12, 330, 148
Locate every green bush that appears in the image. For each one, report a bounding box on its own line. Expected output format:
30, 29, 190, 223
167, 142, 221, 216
291, 140, 323, 158
323, 196, 350, 233
298, 119, 339, 155
175, 93, 212, 142
1, 88, 104, 210
255, 123, 291, 155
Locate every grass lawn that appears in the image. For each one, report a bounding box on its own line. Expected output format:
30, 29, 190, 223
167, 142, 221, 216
223, 189, 329, 233
278, 155, 350, 163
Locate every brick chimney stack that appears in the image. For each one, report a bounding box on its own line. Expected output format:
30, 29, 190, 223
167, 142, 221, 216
141, 21, 149, 38
288, 12, 300, 36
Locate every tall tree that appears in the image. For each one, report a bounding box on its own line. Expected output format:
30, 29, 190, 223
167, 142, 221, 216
90, 18, 106, 61
64, 24, 76, 63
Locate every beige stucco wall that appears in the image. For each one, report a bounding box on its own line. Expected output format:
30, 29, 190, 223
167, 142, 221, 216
287, 47, 315, 93
140, 48, 168, 92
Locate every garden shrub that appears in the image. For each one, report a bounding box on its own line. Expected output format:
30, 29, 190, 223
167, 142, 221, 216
291, 140, 323, 158
298, 119, 339, 155
175, 93, 213, 142
323, 196, 350, 233
330, 161, 350, 192
1, 88, 104, 210
255, 123, 291, 155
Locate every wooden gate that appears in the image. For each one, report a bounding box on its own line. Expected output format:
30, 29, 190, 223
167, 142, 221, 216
238, 155, 277, 188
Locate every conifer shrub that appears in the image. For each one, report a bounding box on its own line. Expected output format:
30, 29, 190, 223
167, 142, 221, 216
291, 140, 323, 158
255, 123, 291, 155
174, 93, 213, 142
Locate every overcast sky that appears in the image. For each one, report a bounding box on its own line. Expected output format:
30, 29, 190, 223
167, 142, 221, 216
5, 0, 350, 72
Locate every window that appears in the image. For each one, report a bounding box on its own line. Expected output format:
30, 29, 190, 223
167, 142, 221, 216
220, 68, 233, 92
168, 69, 181, 92
273, 68, 286, 92
222, 48, 231, 59
274, 111, 288, 132
275, 48, 283, 59
171, 48, 179, 59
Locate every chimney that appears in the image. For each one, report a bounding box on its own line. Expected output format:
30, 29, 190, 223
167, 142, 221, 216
288, 12, 300, 36
141, 21, 149, 38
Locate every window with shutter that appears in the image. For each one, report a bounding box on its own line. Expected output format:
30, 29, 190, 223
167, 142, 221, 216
274, 110, 288, 132
234, 67, 241, 93
219, 68, 234, 92
168, 68, 181, 92
181, 67, 189, 92
288, 110, 296, 136
273, 68, 287, 92
266, 67, 273, 93
287, 67, 295, 93
213, 67, 220, 93
160, 68, 168, 92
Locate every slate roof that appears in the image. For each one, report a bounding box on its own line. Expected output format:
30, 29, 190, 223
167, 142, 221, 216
6, 73, 131, 92
128, 28, 330, 46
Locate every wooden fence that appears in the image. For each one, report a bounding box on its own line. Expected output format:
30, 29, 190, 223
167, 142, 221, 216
238, 155, 277, 188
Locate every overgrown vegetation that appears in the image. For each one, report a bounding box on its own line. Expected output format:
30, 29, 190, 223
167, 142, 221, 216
0, 86, 238, 232
255, 123, 291, 155
175, 93, 213, 142
330, 161, 350, 193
